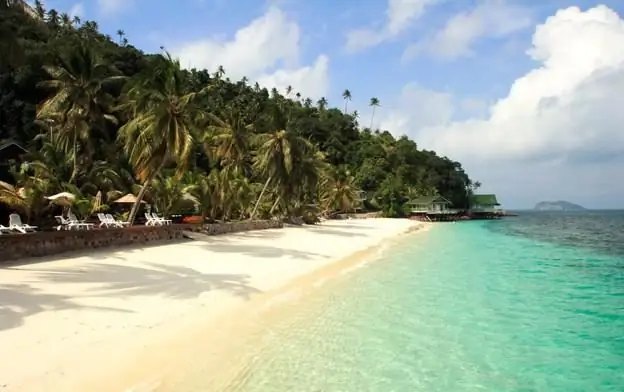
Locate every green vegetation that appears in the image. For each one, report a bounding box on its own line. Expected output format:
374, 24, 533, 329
0, 1, 476, 225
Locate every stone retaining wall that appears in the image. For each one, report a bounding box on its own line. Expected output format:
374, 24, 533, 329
334, 212, 383, 219
0, 220, 282, 263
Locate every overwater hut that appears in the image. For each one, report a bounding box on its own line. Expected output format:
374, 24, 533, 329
470, 194, 503, 219
406, 196, 460, 221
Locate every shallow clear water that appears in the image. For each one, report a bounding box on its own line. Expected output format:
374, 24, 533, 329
192, 212, 624, 391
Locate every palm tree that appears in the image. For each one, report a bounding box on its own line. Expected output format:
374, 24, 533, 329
369, 97, 380, 129
37, 44, 125, 182
251, 129, 316, 218
203, 107, 253, 176
149, 174, 197, 217
321, 166, 359, 216
34, 0, 45, 18
317, 97, 327, 110
342, 89, 352, 113
117, 53, 204, 224
116, 29, 125, 45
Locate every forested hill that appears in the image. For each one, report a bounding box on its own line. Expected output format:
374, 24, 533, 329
0, 0, 476, 222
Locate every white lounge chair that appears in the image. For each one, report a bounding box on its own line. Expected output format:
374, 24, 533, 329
68, 212, 94, 230
0, 225, 11, 234
106, 214, 129, 227
144, 212, 157, 226
9, 213, 37, 233
151, 212, 171, 225
55, 215, 82, 230
97, 213, 113, 228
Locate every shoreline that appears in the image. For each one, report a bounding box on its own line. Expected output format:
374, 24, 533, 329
0, 218, 430, 392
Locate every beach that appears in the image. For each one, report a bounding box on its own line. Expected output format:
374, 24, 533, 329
0, 218, 426, 392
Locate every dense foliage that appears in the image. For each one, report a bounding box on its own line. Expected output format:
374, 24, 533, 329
0, 1, 476, 225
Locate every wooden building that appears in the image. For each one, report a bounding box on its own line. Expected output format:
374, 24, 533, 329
470, 194, 504, 219
406, 195, 464, 222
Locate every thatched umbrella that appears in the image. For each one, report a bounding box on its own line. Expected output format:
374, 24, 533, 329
45, 191, 76, 206
113, 193, 146, 204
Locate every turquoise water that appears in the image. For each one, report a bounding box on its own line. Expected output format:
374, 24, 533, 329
195, 213, 624, 391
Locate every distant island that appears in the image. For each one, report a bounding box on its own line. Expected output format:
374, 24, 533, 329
533, 201, 587, 211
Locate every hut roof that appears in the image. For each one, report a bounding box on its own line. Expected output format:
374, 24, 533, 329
471, 194, 500, 206
407, 195, 452, 205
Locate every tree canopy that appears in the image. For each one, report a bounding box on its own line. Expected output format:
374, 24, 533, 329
0, 1, 477, 225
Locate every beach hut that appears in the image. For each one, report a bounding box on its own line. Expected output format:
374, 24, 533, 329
470, 194, 503, 219
470, 194, 501, 212
406, 195, 452, 214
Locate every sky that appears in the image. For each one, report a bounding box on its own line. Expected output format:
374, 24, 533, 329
39, 0, 624, 209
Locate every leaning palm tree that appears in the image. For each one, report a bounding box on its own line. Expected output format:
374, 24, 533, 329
37, 44, 124, 182
204, 106, 253, 177
342, 89, 352, 113
369, 97, 380, 129
250, 129, 316, 218
321, 166, 359, 216
117, 53, 203, 224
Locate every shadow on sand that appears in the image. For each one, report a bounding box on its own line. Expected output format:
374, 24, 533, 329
201, 243, 324, 260
0, 283, 132, 332
1, 262, 261, 332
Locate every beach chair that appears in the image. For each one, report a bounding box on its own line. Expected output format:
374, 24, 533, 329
8, 213, 37, 233
68, 212, 94, 230
144, 212, 157, 226
106, 214, 129, 227
97, 213, 113, 228
151, 212, 172, 225
0, 225, 11, 234
54, 215, 81, 231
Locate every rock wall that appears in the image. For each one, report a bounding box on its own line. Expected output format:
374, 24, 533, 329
0, 220, 282, 263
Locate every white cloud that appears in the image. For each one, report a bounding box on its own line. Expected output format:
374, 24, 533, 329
389, 5, 624, 163
68, 3, 84, 19
97, 0, 132, 16
381, 5, 624, 206
379, 83, 454, 131
345, 0, 440, 53
403, 0, 532, 61
172, 7, 330, 100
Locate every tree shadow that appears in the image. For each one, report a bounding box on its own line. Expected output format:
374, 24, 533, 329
0, 238, 193, 268
201, 243, 324, 260
31, 262, 262, 301
320, 223, 375, 230
0, 284, 132, 332
230, 230, 285, 240
310, 228, 367, 237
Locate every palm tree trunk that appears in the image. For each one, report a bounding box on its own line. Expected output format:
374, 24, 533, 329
250, 176, 271, 220
344, 100, 348, 113
269, 195, 281, 215
370, 106, 376, 129
70, 130, 78, 184
127, 174, 155, 224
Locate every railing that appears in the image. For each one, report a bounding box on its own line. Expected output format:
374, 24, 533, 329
471, 207, 503, 213
409, 208, 463, 214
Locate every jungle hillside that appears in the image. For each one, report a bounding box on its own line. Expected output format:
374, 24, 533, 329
0, 0, 478, 225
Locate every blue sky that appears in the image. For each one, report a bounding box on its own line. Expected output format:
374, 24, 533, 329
43, 0, 624, 208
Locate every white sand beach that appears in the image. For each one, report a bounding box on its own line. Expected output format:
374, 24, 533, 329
0, 218, 427, 392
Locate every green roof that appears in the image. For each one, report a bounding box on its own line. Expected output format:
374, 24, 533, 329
407, 195, 452, 205
471, 194, 500, 206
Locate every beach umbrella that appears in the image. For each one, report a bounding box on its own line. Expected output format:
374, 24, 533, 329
113, 193, 146, 204
94, 190, 102, 210
45, 191, 76, 206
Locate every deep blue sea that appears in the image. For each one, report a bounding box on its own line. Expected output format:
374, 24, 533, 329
183, 211, 624, 391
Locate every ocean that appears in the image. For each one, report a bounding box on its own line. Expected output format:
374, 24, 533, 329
184, 211, 624, 391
